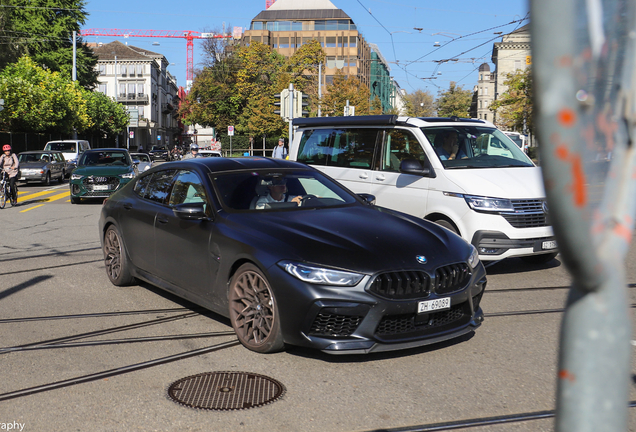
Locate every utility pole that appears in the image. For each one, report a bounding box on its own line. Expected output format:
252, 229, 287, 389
72, 31, 77, 140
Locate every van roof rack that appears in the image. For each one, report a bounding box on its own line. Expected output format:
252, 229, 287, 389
292, 115, 398, 127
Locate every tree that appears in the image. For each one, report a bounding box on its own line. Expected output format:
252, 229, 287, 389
0, 56, 125, 135
321, 70, 370, 117
0, 56, 90, 133
403, 89, 435, 117
436, 82, 473, 117
489, 68, 533, 133
83, 90, 129, 137
2, 0, 99, 89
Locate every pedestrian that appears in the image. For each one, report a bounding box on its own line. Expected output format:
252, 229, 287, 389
272, 137, 288, 159
0, 144, 20, 205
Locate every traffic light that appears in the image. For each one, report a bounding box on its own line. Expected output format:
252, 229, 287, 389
274, 89, 290, 121
293, 91, 309, 118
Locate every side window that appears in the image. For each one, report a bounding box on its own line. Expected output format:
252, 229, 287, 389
296, 128, 378, 169
133, 173, 154, 197
380, 129, 427, 172
144, 170, 177, 204
169, 170, 208, 209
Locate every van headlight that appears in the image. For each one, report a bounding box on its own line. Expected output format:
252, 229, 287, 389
463, 195, 514, 213
279, 261, 364, 286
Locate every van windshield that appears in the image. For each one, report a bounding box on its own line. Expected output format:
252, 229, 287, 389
422, 126, 534, 169
45, 142, 77, 152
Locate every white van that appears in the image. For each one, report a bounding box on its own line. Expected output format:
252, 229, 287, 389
43, 140, 91, 166
290, 115, 557, 263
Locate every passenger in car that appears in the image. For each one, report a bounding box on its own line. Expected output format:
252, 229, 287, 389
254, 177, 302, 210
435, 130, 468, 160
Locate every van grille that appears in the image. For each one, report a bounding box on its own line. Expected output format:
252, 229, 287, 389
502, 199, 549, 228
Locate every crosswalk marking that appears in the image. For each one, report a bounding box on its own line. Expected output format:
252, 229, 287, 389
19, 204, 45, 213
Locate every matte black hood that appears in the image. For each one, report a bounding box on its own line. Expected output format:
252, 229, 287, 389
225, 206, 471, 274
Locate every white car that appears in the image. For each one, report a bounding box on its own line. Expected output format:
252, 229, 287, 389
198, 150, 222, 158
130, 153, 153, 172
290, 115, 557, 264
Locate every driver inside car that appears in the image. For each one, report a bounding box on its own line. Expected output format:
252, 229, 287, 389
254, 177, 303, 210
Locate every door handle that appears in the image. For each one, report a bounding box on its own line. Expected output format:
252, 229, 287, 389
375, 175, 386, 181
157, 216, 169, 224
359, 172, 369, 179
123, 203, 132, 210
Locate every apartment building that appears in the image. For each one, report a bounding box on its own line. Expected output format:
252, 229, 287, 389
241, 0, 381, 95
91, 41, 180, 150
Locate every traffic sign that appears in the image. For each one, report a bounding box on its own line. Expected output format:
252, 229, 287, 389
228, 126, 234, 136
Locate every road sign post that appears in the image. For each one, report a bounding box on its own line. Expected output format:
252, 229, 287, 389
228, 126, 234, 156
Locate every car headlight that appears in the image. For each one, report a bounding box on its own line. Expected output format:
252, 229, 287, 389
71, 173, 83, 180
120, 171, 135, 179
143, 165, 150, 171
467, 245, 480, 269
279, 261, 364, 286
463, 195, 514, 213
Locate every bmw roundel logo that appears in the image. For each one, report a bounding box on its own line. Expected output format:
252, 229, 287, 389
416, 255, 427, 264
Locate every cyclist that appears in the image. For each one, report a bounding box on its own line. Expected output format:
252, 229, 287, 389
0, 144, 19, 205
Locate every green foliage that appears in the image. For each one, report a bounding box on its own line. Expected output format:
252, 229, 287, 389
1, 0, 99, 89
84, 90, 129, 136
489, 68, 533, 134
321, 70, 370, 117
0, 56, 125, 135
435, 82, 473, 117
404, 89, 435, 117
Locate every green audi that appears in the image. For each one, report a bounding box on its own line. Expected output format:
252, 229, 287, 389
69, 148, 138, 204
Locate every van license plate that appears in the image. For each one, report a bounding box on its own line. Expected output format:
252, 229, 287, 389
542, 240, 557, 250
418, 298, 451, 313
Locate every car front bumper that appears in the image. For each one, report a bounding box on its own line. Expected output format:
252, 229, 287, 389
269, 261, 487, 354
70, 176, 133, 198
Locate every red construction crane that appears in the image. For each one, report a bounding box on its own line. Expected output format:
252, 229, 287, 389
80, 28, 231, 84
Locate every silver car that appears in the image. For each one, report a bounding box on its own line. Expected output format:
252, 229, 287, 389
130, 152, 153, 173
18, 151, 67, 185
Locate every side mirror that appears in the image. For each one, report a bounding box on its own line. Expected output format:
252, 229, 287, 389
173, 202, 209, 220
357, 193, 376, 206
399, 159, 433, 177
132, 159, 140, 165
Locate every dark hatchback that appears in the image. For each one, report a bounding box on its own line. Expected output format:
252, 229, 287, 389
98, 157, 486, 354
149, 145, 170, 161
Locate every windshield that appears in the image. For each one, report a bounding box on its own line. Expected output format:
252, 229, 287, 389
211, 169, 358, 211
132, 154, 150, 162
78, 151, 132, 167
422, 126, 534, 169
19, 153, 51, 163
45, 142, 77, 152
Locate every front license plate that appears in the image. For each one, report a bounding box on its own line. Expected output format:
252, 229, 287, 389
93, 185, 110, 191
542, 240, 557, 250
418, 297, 451, 313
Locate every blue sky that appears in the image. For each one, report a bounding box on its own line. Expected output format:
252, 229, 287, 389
82, 0, 529, 95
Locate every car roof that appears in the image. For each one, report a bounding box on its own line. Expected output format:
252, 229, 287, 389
292, 115, 495, 129
20, 150, 61, 154
84, 148, 129, 152
150, 156, 310, 173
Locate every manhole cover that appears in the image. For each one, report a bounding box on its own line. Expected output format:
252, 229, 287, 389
168, 371, 286, 410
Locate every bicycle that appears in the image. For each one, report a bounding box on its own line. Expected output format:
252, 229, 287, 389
0, 170, 16, 208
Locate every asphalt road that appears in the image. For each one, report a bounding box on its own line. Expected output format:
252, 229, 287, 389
1, 180, 635, 432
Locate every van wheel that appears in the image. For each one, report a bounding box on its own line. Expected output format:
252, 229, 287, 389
433, 219, 458, 234
520, 253, 557, 265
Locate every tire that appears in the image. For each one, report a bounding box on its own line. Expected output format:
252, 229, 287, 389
103, 225, 136, 286
520, 252, 558, 265
59, 171, 65, 183
0, 188, 6, 209
229, 263, 284, 353
44, 172, 51, 186
434, 219, 459, 234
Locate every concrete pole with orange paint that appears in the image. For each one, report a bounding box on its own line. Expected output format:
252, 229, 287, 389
532, 0, 636, 430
